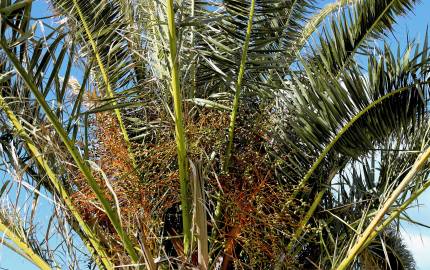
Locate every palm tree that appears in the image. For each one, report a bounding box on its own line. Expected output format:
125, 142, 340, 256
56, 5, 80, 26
0, 0, 430, 269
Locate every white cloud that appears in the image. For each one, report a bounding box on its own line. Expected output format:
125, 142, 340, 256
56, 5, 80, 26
401, 230, 430, 269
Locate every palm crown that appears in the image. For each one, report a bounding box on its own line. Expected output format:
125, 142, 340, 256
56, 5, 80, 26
0, 0, 429, 269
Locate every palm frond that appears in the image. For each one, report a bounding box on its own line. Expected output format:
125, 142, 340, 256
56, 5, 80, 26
0, 35, 141, 264
292, 41, 429, 169
50, 0, 135, 90
308, 0, 420, 77
189, 0, 317, 98
0, 211, 51, 270
276, 39, 430, 258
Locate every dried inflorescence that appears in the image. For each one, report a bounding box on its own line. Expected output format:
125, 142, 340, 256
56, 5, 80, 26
69, 106, 302, 267
70, 111, 146, 258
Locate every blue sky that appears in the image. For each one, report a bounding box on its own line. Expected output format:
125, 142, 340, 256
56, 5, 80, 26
2, 0, 430, 269
388, 2, 430, 269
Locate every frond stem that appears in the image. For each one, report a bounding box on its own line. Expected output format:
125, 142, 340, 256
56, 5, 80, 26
0, 87, 113, 270
288, 82, 430, 253
292, 84, 427, 199
166, 0, 192, 255
336, 146, 430, 270
224, 0, 257, 170
70, 0, 137, 169
0, 222, 51, 270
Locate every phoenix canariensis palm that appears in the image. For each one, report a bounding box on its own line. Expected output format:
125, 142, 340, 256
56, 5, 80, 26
1, 0, 430, 269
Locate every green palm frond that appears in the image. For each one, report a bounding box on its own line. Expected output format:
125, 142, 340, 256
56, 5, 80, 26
0, 33, 141, 265
297, 0, 357, 53
50, 0, 136, 90
308, 0, 420, 76
190, 0, 317, 98
50, 0, 144, 170
276, 39, 430, 259
291, 42, 429, 163
271, 40, 429, 191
